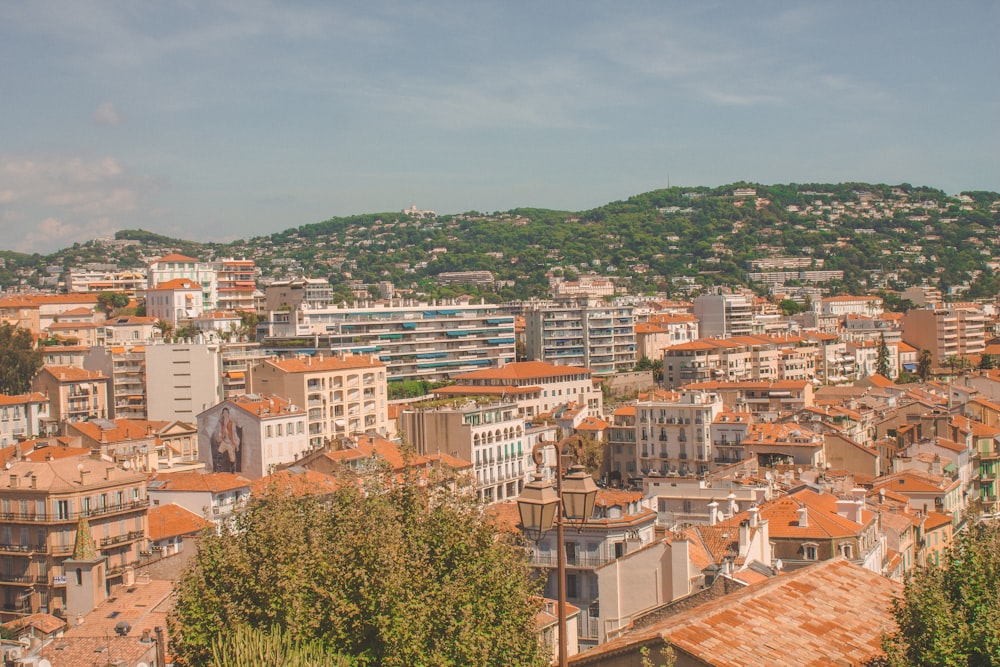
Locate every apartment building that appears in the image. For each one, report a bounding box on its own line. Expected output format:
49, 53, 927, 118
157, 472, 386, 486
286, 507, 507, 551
0, 394, 51, 447
83, 346, 148, 420
431, 361, 603, 418
818, 295, 883, 318
684, 380, 814, 420
197, 394, 308, 478
262, 277, 336, 312
248, 353, 388, 447
67, 418, 200, 473
902, 305, 987, 367
145, 342, 224, 422
604, 406, 637, 485
145, 278, 204, 327
214, 258, 258, 312
262, 300, 516, 384
523, 297, 636, 376
0, 453, 148, 619
31, 367, 110, 425
400, 400, 529, 503
146, 253, 218, 311
67, 268, 147, 295
635, 390, 724, 477
0, 294, 101, 335
527, 489, 657, 647
146, 471, 252, 525
692, 292, 753, 338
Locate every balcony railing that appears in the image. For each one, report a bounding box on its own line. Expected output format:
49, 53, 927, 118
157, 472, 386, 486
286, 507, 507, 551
0, 543, 47, 554
100, 530, 145, 548
528, 551, 616, 569
0, 498, 149, 523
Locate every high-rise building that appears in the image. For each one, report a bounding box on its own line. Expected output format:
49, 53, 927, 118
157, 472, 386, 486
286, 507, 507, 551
902, 306, 986, 367
523, 297, 636, 376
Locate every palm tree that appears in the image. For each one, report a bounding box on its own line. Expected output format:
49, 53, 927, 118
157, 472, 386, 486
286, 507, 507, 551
154, 319, 174, 341
917, 349, 933, 382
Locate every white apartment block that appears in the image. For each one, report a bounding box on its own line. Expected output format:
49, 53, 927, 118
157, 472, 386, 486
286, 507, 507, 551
524, 297, 636, 376
818, 295, 883, 318
147, 253, 219, 311
261, 300, 516, 384
248, 353, 388, 447
635, 390, 724, 477
400, 400, 531, 504
68, 268, 147, 294
431, 361, 602, 419
197, 394, 308, 478
692, 292, 754, 338
0, 394, 51, 446
214, 258, 258, 312
145, 342, 224, 422
145, 278, 204, 326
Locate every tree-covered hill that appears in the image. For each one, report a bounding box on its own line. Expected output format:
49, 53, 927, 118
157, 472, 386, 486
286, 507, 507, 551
8, 182, 1000, 301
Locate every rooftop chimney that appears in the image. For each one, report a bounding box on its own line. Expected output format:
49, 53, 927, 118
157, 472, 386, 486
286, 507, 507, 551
30, 475, 37, 489
727, 491, 738, 518
80, 468, 91, 485
707, 500, 720, 526
9, 474, 17, 489
738, 519, 751, 557
748, 504, 759, 528
797, 506, 808, 528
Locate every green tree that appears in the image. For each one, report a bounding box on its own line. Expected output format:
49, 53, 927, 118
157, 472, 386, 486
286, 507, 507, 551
979, 354, 998, 371
170, 470, 546, 667
881, 521, 1000, 666
0, 323, 43, 394
876, 333, 892, 379
917, 349, 933, 382
96, 291, 130, 317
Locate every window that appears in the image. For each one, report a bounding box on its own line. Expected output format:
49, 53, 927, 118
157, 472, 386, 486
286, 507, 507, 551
841, 544, 853, 559
565, 573, 578, 598
266, 425, 273, 438
803, 544, 818, 561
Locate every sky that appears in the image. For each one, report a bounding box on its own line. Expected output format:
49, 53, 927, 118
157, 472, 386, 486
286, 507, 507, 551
1, 1, 997, 254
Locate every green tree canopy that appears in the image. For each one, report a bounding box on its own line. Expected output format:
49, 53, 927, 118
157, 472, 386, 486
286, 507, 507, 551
881, 521, 1000, 666
170, 470, 546, 667
0, 323, 43, 394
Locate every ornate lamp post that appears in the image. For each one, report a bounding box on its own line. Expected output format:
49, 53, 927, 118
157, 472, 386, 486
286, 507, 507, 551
517, 436, 598, 667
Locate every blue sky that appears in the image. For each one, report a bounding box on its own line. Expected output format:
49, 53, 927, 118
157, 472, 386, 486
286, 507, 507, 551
1, 1, 997, 254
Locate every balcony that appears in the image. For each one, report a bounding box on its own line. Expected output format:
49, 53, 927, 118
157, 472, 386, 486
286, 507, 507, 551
0, 498, 149, 524
100, 530, 145, 548
528, 551, 615, 569
0, 543, 46, 555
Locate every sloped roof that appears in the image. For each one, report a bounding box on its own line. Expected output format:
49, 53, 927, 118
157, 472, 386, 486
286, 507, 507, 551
152, 253, 199, 263
148, 502, 213, 540
251, 468, 339, 498
452, 360, 592, 381
569, 559, 900, 667
149, 471, 251, 493
264, 354, 383, 373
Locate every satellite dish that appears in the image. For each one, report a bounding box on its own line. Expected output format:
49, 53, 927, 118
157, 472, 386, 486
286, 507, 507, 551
78, 463, 85, 471
122, 461, 132, 469
4, 461, 11, 470
18, 636, 31, 647
39, 660, 52, 667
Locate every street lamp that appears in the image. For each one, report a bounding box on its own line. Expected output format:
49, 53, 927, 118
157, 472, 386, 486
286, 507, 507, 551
517, 436, 598, 667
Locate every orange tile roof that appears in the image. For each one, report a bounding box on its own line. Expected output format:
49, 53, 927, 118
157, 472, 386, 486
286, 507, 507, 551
576, 416, 609, 431
634, 322, 666, 334
152, 278, 200, 290
452, 361, 592, 381
569, 559, 900, 667
230, 394, 303, 417
148, 502, 214, 540
761, 489, 874, 540
251, 469, 339, 498
38, 365, 107, 382
150, 471, 251, 493
153, 253, 199, 263
69, 419, 168, 443
0, 392, 47, 405
265, 354, 383, 373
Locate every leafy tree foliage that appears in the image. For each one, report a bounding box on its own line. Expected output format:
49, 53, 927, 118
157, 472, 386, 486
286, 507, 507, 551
0, 324, 43, 394
918, 349, 933, 382
170, 471, 546, 667
96, 291, 130, 317
876, 334, 892, 379
881, 521, 1000, 666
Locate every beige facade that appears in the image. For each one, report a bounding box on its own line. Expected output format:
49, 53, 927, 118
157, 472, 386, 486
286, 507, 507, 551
0, 453, 148, 619
635, 390, 724, 477
249, 354, 388, 447
902, 306, 986, 366
31, 366, 110, 426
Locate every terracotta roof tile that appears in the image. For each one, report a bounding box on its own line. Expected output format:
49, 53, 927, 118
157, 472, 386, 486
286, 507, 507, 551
148, 502, 213, 540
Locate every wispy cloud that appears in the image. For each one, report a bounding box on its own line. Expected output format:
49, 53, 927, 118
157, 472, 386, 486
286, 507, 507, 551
93, 101, 123, 127
0, 154, 160, 253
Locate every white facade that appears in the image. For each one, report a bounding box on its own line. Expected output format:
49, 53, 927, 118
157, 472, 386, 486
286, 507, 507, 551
147, 254, 219, 311
145, 343, 224, 422
145, 279, 204, 326
635, 390, 724, 477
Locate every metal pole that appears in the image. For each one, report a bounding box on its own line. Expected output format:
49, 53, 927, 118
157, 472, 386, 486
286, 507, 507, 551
556, 449, 567, 667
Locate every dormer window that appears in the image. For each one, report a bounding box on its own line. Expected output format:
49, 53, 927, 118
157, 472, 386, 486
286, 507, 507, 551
803, 542, 819, 561
608, 506, 622, 519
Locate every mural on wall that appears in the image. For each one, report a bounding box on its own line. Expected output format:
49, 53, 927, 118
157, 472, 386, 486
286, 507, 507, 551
210, 406, 244, 473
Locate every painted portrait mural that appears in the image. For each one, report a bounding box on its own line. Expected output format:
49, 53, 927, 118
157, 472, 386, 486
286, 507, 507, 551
209, 406, 244, 473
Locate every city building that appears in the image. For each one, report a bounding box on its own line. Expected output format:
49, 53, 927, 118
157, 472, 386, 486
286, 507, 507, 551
692, 292, 753, 338
31, 367, 111, 425
0, 452, 148, 619
431, 361, 603, 418
197, 394, 308, 478
635, 390, 724, 477
144, 278, 204, 327
144, 342, 224, 422
146, 471, 252, 525
146, 253, 218, 311
902, 305, 987, 367
523, 297, 636, 376
214, 258, 258, 312
261, 300, 516, 384
83, 346, 148, 420
248, 353, 388, 447
400, 400, 530, 503
0, 394, 51, 447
